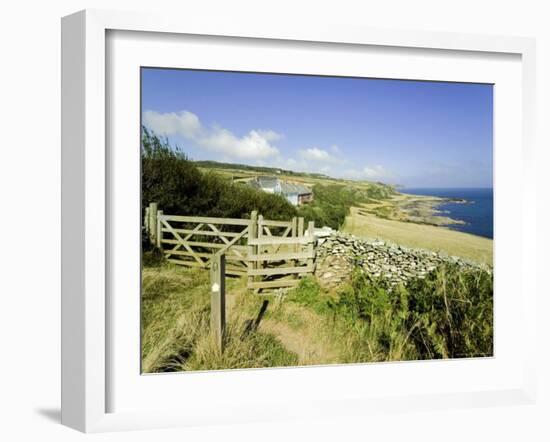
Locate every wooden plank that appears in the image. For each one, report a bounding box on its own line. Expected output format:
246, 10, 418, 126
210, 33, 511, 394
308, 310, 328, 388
161, 219, 204, 260
163, 249, 247, 259
247, 251, 315, 261
225, 269, 248, 276
156, 210, 163, 249
248, 265, 314, 276
257, 215, 264, 238
161, 239, 228, 248
206, 226, 249, 256
166, 259, 206, 268
247, 210, 258, 289
269, 224, 292, 255
307, 220, 315, 272
247, 279, 300, 289
161, 214, 250, 226
291, 217, 297, 271
248, 236, 312, 246
259, 220, 293, 228
161, 220, 205, 263
166, 257, 246, 273
161, 228, 246, 238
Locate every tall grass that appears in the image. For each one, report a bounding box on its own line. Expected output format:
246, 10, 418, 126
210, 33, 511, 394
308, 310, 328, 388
142, 261, 492, 371
285, 262, 493, 363
141, 264, 297, 373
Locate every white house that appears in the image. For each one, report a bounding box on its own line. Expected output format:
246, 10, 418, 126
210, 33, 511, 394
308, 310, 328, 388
252, 176, 313, 206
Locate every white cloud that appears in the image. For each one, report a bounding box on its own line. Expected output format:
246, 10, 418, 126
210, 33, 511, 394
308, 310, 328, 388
363, 165, 387, 179
299, 147, 331, 161
143, 110, 280, 160
298, 147, 343, 163
330, 144, 341, 154
143, 110, 201, 139
340, 165, 395, 182
342, 169, 362, 179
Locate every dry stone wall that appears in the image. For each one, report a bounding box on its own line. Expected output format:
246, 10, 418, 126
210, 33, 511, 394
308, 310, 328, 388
314, 231, 490, 289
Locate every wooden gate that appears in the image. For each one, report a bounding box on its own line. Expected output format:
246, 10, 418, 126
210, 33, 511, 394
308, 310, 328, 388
144, 203, 316, 289
156, 213, 251, 276
246, 216, 316, 290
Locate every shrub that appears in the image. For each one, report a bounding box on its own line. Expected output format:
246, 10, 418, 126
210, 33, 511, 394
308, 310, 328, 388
297, 183, 395, 229
141, 127, 297, 221
331, 263, 493, 361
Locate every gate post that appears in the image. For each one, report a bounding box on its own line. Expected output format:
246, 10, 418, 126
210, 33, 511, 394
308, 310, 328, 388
148, 202, 158, 245
156, 210, 163, 249
210, 253, 226, 352
307, 221, 315, 271
144, 206, 150, 237
247, 210, 258, 290
291, 217, 298, 273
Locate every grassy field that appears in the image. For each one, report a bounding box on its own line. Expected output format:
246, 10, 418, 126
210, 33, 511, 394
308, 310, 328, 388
142, 262, 493, 372
343, 206, 493, 265
141, 144, 493, 372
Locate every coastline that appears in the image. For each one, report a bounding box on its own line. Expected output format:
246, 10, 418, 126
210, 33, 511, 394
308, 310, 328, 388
342, 191, 493, 265
394, 192, 468, 227
357, 191, 470, 229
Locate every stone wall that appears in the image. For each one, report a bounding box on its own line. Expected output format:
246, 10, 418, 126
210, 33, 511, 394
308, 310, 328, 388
314, 231, 490, 289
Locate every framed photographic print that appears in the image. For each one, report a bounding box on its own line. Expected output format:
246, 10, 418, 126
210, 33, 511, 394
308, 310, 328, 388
61, 9, 537, 432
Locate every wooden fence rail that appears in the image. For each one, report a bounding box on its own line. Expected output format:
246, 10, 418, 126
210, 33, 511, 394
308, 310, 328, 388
144, 202, 317, 291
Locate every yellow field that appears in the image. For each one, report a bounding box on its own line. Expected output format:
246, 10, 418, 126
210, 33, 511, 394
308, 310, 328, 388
343, 206, 493, 265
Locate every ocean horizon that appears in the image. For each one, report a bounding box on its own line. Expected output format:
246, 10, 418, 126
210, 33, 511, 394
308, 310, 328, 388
401, 187, 494, 239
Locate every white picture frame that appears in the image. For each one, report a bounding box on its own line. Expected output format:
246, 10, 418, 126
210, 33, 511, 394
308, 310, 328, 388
61, 9, 537, 433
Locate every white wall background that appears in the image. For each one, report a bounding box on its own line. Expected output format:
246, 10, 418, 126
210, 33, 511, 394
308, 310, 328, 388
0, 1, 548, 440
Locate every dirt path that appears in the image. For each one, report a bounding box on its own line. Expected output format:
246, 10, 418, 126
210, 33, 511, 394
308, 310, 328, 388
259, 306, 340, 366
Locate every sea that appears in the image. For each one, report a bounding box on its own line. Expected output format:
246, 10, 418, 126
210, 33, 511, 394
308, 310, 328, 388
400, 188, 494, 239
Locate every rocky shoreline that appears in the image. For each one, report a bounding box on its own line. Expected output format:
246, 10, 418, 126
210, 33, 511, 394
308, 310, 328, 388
314, 230, 491, 290
397, 194, 468, 227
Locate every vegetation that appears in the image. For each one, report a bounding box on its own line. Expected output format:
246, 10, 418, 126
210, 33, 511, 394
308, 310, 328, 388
194, 159, 330, 179
141, 127, 297, 221
331, 264, 493, 360
141, 262, 493, 372
269, 262, 493, 364
142, 126, 397, 231
140, 126, 493, 372
141, 262, 297, 372
297, 183, 395, 230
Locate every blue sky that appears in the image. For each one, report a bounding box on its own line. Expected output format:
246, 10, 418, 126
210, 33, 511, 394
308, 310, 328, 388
141, 68, 493, 188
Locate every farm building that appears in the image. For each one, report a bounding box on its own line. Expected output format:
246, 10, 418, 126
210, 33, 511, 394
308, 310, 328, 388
251, 176, 313, 206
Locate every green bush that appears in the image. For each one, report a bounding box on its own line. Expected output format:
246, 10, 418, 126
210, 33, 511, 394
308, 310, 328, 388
297, 183, 395, 229
285, 263, 491, 361
331, 263, 493, 361
141, 127, 297, 221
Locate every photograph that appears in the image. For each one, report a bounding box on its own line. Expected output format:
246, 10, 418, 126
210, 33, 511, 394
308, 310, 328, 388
140, 68, 494, 373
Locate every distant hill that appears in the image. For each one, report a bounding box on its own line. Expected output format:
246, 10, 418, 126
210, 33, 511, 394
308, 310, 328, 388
193, 160, 331, 180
